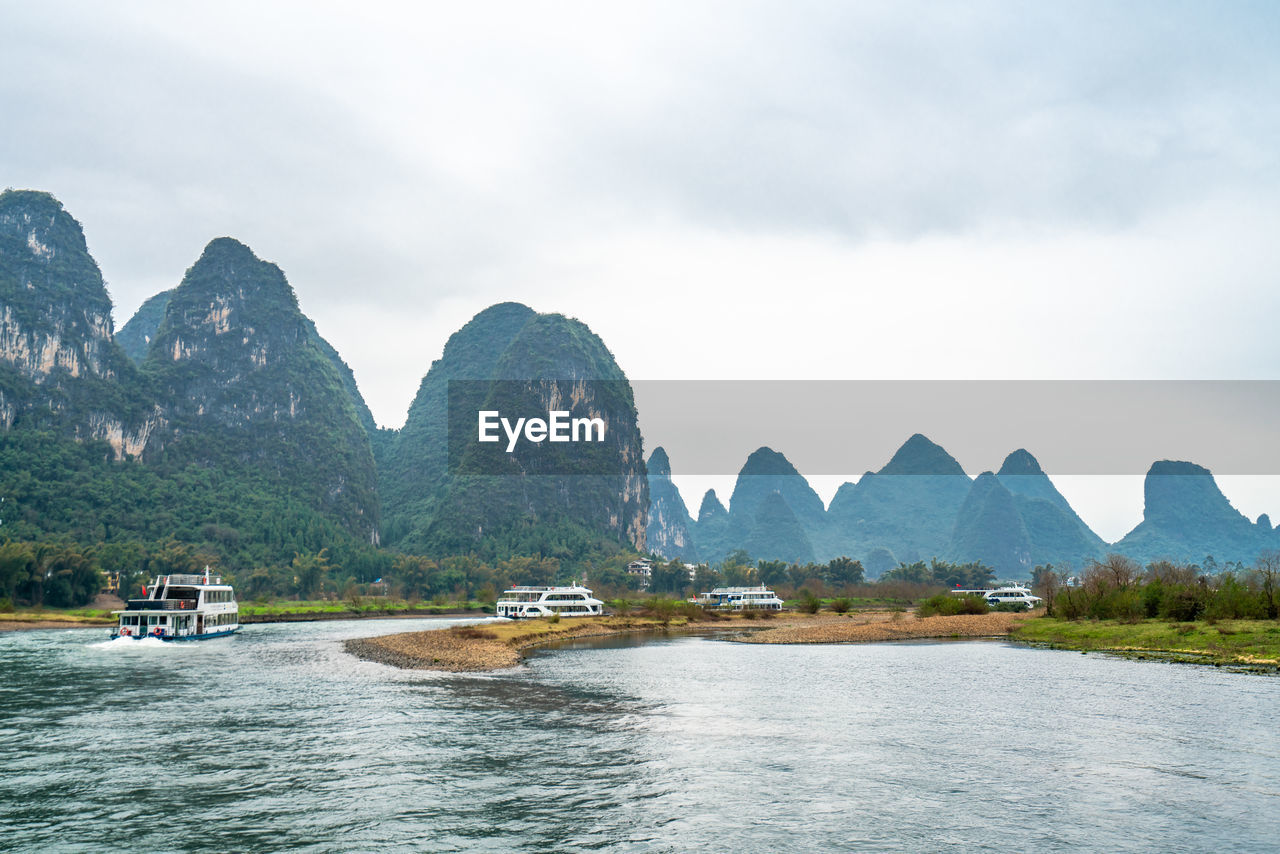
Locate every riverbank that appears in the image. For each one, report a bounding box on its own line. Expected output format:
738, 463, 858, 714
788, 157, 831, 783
738, 610, 1030, 644
345, 615, 684, 671
1012, 617, 1280, 670
344, 610, 1037, 672
0, 615, 114, 631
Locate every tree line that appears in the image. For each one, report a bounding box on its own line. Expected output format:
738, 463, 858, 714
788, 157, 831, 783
1034, 553, 1280, 621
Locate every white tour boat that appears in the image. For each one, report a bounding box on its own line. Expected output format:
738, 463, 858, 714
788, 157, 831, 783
694, 586, 785, 611
949, 585, 1043, 610
111, 570, 240, 641
495, 584, 604, 619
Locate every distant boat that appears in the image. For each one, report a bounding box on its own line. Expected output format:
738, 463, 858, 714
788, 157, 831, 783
694, 586, 784, 611
949, 585, 1043, 610
495, 584, 604, 619
111, 569, 240, 640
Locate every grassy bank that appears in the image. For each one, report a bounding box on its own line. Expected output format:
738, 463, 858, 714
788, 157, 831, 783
0, 608, 115, 628
237, 599, 489, 622
1012, 617, 1280, 670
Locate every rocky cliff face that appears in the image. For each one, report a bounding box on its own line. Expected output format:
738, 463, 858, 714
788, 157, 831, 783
0, 189, 158, 455
119, 287, 377, 438
116, 290, 172, 364
645, 447, 698, 560
378, 302, 536, 546
143, 237, 379, 540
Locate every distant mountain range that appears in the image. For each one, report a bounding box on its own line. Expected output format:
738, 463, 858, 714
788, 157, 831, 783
649, 438, 1278, 575
2, 188, 1274, 577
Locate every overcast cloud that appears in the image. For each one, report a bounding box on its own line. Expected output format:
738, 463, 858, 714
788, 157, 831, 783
4, 0, 1279, 539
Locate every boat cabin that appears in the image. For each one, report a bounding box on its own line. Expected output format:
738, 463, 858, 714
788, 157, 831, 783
112, 571, 240, 641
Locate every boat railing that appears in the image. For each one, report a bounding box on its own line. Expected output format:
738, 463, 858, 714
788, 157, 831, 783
125, 599, 197, 611
162, 573, 222, 585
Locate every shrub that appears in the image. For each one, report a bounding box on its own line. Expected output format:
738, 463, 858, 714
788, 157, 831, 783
1093, 588, 1144, 623
641, 598, 678, 625
917, 593, 989, 618
1159, 587, 1207, 622
799, 595, 822, 614
828, 597, 853, 614
1205, 575, 1265, 621
676, 601, 705, 621
1053, 588, 1087, 621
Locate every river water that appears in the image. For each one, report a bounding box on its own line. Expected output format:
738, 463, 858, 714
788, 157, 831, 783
1, 618, 1277, 852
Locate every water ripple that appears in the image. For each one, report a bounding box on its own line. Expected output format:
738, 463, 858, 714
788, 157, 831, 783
1, 623, 1278, 852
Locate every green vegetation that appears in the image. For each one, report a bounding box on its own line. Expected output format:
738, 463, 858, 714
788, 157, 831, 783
0, 541, 103, 608
1014, 553, 1280, 667
916, 593, 990, 617
237, 598, 488, 619
380, 304, 648, 561
1034, 554, 1279, 622
1013, 618, 1280, 667
1, 198, 385, 609
878, 558, 994, 589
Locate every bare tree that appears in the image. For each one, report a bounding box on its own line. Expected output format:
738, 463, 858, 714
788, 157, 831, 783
1099, 554, 1139, 589
1256, 551, 1279, 619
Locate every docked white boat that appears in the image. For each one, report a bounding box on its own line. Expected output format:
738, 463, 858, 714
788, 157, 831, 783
984, 585, 1043, 609
111, 570, 240, 641
495, 584, 604, 619
695, 586, 784, 611
949, 585, 1043, 610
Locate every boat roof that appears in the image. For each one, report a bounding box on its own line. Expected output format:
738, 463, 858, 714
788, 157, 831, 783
501, 585, 593, 592
151, 573, 230, 587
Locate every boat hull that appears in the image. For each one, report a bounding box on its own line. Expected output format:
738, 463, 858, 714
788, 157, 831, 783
110, 627, 240, 642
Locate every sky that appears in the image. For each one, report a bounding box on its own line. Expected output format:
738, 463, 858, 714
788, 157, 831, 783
4, 1, 1279, 541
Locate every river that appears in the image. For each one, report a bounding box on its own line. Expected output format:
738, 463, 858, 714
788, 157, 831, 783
1, 618, 1277, 852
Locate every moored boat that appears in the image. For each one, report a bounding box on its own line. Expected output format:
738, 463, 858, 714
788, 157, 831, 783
495, 584, 604, 619
949, 585, 1043, 610
694, 586, 784, 611
111, 569, 239, 640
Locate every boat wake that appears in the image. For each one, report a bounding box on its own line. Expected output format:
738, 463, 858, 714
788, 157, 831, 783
89, 635, 170, 649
